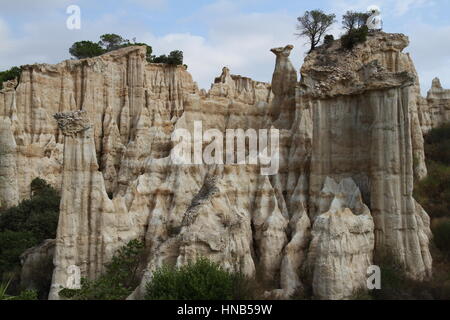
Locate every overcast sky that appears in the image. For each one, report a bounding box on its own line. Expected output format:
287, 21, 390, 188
0, 0, 449, 94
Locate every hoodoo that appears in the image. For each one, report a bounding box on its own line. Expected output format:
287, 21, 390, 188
0, 32, 447, 300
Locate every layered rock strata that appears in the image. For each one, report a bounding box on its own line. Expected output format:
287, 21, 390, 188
0, 32, 444, 299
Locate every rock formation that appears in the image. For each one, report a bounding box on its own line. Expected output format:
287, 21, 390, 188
0, 32, 446, 300
418, 77, 450, 132
299, 33, 432, 282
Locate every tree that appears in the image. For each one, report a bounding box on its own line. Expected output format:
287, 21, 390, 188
69, 41, 105, 59
68, 34, 182, 66
0, 67, 21, 90
341, 25, 369, 50
342, 11, 369, 31
296, 10, 336, 53
99, 33, 129, 51
167, 50, 184, 65
153, 50, 184, 66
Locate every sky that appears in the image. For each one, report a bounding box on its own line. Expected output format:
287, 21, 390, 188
0, 0, 449, 93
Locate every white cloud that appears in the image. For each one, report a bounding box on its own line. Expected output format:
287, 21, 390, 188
394, 0, 435, 16
406, 22, 450, 92
141, 8, 305, 89
0, 0, 447, 95
126, 0, 168, 10
0, 0, 72, 13
330, 0, 434, 16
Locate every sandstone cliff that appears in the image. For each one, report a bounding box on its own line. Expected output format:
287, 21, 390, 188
0, 33, 446, 300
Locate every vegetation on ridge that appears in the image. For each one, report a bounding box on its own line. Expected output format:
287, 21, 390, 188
0, 66, 21, 90
296, 9, 373, 52
69, 33, 184, 66
145, 258, 256, 300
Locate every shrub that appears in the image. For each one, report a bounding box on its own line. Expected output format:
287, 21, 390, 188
341, 25, 369, 50
11, 289, 38, 300
59, 240, 145, 300
323, 35, 335, 47
424, 123, 450, 165
145, 258, 254, 300
0, 231, 37, 278
342, 11, 369, 31
0, 178, 60, 296
0, 279, 37, 300
99, 34, 129, 51
295, 10, 336, 53
414, 161, 450, 219
0, 66, 21, 90
414, 124, 450, 220
433, 220, 450, 255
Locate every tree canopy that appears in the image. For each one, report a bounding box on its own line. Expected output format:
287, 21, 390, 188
69, 34, 183, 66
69, 41, 105, 59
0, 178, 60, 298
0, 67, 21, 90
296, 10, 336, 53
342, 11, 369, 31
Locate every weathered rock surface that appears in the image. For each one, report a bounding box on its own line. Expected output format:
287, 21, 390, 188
305, 178, 374, 300
0, 32, 445, 300
300, 32, 432, 281
418, 77, 450, 132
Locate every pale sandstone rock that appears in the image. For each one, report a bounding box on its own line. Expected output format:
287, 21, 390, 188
305, 178, 374, 300
0, 33, 443, 300
0, 117, 19, 208
301, 32, 433, 280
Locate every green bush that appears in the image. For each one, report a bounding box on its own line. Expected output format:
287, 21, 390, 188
59, 240, 145, 300
433, 220, 450, 255
341, 25, 369, 50
145, 258, 253, 300
414, 124, 450, 220
0, 178, 60, 297
69, 41, 106, 59
323, 34, 334, 47
0, 66, 21, 90
0, 231, 37, 277
68, 34, 183, 65
0, 279, 37, 300
414, 161, 450, 219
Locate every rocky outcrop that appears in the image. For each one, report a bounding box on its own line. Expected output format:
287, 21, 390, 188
418, 77, 450, 132
1, 32, 444, 300
305, 178, 374, 300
